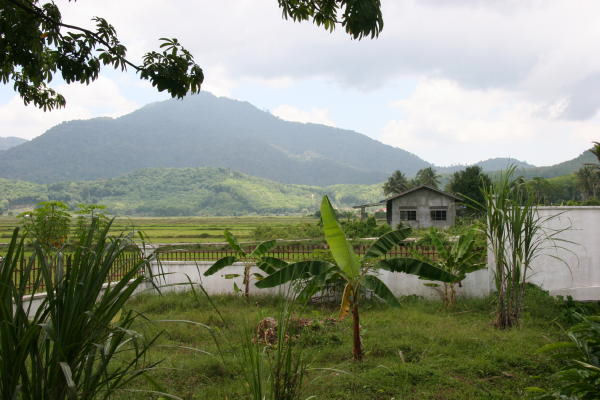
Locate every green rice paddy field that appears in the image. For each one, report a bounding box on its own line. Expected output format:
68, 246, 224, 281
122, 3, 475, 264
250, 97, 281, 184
0, 216, 319, 245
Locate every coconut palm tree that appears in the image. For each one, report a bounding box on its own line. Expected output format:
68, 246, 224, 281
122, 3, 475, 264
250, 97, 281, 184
415, 167, 441, 188
576, 165, 600, 200
383, 170, 410, 196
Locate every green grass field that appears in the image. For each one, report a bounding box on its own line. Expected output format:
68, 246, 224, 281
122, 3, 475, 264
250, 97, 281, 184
114, 289, 567, 400
0, 216, 319, 245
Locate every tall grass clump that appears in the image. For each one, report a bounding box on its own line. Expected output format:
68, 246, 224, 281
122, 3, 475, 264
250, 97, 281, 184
0, 219, 164, 399
238, 303, 307, 400
481, 167, 570, 329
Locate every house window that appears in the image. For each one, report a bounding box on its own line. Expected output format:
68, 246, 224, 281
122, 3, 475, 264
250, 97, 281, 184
430, 210, 447, 221
400, 210, 417, 221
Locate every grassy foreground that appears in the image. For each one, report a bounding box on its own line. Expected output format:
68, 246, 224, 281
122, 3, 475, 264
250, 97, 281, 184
119, 289, 566, 400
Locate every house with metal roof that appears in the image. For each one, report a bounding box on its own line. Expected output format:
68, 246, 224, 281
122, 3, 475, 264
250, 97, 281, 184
385, 185, 462, 229
354, 185, 463, 229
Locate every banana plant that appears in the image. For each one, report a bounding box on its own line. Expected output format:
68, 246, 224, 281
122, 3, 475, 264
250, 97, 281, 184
257, 195, 458, 361
417, 228, 485, 307
203, 231, 282, 298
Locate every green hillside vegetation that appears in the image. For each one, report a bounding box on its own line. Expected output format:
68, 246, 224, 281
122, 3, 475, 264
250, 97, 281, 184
0, 168, 384, 216
0, 136, 27, 151
2, 166, 592, 218
517, 150, 597, 179
437, 157, 534, 175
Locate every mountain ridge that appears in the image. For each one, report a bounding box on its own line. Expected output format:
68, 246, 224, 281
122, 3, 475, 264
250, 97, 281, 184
0, 93, 430, 185
0, 93, 594, 185
0, 136, 27, 151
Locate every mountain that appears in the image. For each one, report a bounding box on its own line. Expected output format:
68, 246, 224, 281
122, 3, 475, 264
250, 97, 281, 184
0, 93, 430, 185
0, 136, 27, 151
0, 167, 383, 216
516, 150, 598, 179
437, 158, 535, 175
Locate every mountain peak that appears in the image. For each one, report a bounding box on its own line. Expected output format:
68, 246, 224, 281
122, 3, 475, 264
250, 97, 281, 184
0, 94, 429, 185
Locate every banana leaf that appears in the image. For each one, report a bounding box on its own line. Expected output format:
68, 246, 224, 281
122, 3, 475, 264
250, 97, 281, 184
224, 230, 245, 257
363, 275, 400, 306
203, 256, 238, 276
255, 260, 335, 288
320, 196, 360, 279
339, 283, 353, 319
249, 240, 277, 258
363, 227, 411, 259
378, 258, 458, 283
256, 256, 287, 274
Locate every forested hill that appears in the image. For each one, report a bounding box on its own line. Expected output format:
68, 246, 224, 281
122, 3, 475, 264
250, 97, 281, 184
0, 92, 430, 185
0, 167, 383, 216
515, 150, 598, 179
437, 158, 534, 175
0, 136, 27, 151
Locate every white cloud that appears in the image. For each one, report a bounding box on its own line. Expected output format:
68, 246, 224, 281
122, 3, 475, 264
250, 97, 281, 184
379, 79, 600, 166
52, 0, 600, 120
271, 105, 335, 126
201, 65, 237, 98
0, 77, 138, 139
4, 0, 600, 166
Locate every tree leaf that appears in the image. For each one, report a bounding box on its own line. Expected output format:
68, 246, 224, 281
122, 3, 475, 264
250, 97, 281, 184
249, 240, 277, 258
320, 195, 360, 279
296, 274, 328, 303
224, 230, 245, 257
257, 256, 288, 274
378, 258, 459, 283
363, 275, 400, 306
255, 260, 335, 288
203, 256, 237, 276
364, 227, 411, 259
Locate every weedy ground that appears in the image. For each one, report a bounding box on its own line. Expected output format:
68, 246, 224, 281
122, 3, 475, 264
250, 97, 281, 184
117, 287, 568, 400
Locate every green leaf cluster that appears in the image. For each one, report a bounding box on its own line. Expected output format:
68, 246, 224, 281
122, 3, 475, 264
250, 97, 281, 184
0, 1, 203, 110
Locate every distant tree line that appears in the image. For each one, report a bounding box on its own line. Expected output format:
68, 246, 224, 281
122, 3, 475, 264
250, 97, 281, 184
382, 142, 600, 207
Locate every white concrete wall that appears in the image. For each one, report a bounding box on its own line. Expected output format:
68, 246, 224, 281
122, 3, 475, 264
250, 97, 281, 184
523, 207, 600, 300
147, 260, 490, 300
21, 206, 600, 312
21, 256, 495, 314
144, 261, 290, 296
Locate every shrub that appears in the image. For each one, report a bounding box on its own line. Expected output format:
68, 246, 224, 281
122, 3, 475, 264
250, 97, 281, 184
340, 216, 391, 239
529, 313, 600, 399
0, 220, 162, 399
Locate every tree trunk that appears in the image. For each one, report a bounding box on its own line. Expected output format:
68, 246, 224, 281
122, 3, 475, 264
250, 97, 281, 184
351, 302, 362, 361
243, 264, 250, 298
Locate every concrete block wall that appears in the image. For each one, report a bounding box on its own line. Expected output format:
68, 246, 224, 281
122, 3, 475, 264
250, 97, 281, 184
524, 207, 600, 301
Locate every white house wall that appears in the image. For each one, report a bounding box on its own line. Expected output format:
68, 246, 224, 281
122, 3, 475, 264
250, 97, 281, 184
390, 190, 457, 229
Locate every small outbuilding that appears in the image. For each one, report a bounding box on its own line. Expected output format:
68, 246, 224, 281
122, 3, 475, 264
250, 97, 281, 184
385, 185, 462, 229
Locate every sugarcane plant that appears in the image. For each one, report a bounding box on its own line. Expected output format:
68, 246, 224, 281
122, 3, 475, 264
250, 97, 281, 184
257, 195, 458, 361
204, 231, 283, 298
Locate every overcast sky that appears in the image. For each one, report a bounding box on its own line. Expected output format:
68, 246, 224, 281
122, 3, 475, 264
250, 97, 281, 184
2, 0, 600, 166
